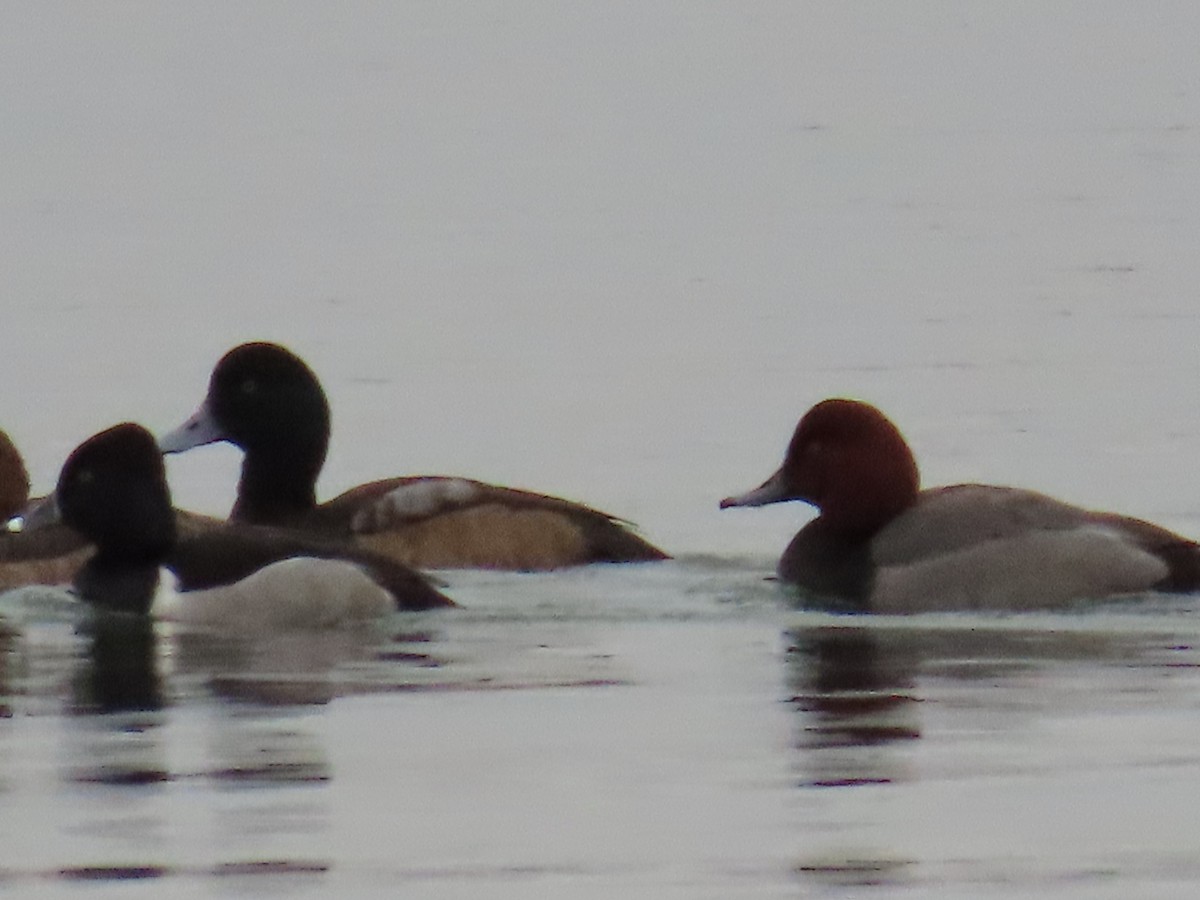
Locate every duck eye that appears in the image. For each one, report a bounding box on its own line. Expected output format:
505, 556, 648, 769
241, 379, 258, 395
76, 468, 94, 486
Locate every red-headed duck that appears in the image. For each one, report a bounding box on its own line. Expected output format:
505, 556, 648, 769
0, 429, 27, 521
158, 342, 668, 570
35, 423, 453, 625
720, 398, 1200, 612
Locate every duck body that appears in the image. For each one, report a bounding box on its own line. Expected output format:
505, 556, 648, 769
153, 557, 397, 632
0, 429, 29, 522
0, 427, 94, 589
164, 518, 450, 607
722, 399, 1200, 612
297, 475, 666, 569
47, 423, 453, 626
0, 531, 93, 591
0, 428, 229, 591
159, 342, 667, 570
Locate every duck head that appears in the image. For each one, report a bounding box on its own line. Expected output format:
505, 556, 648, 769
721, 399, 920, 537
57, 423, 177, 559
158, 342, 331, 523
159, 342, 330, 461
52, 423, 177, 613
0, 429, 30, 522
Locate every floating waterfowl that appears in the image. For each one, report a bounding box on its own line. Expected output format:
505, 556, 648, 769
159, 341, 668, 570
41, 423, 453, 626
721, 398, 1200, 611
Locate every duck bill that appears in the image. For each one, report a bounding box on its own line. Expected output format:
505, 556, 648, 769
158, 401, 225, 453
720, 468, 791, 508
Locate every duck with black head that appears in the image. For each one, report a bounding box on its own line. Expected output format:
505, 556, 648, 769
37, 423, 454, 629
721, 398, 1200, 612
0, 427, 94, 589
158, 341, 669, 571
0, 427, 229, 592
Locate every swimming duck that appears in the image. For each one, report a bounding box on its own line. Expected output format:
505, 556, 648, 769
0, 429, 27, 521
0, 427, 94, 589
39, 423, 453, 625
158, 342, 668, 570
720, 398, 1200, 612
0, 427, 231, 591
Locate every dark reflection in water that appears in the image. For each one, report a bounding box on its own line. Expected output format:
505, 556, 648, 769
785, 622, 1190, 791
66, 615, 169, 786
48, 859, 330, 887
0, 623, 16, 719
59, 864, 168, 881
786, 627, 922, 789
785, 621, 1196, 893
794, 856, 918, 891
204, 710, 332, 786
72, 614, 163, 715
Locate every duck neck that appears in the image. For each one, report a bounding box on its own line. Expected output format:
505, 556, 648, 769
823, 487, 917, 540
232, 446, 324, 525
822, 450, 920, 539
73, 498, 177, 616
76, 558, 163, 616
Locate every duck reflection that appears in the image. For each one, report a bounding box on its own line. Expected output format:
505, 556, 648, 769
786, 620, 1191, 893
172, 626, 442, 706
72, 614, 164, 716
786, 626, 922, 789
784, 624, 1127, 787
0, 621, 15, 718
64, 614, 169, 788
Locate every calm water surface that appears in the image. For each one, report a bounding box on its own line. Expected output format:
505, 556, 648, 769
3, 570, 1200, 898
5, 2, 1200, 897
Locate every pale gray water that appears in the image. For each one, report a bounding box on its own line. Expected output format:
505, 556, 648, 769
4, 574, 1200, 898
4, 2, 1200, 897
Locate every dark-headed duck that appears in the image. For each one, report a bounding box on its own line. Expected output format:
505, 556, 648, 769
0, 427, 94, 589
158, 342, 668, 570
0, 429, 230, 592
40, 423, 453, 626
721, 398, 1200, 612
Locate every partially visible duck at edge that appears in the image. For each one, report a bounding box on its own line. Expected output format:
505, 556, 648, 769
720, 398, 1200, 612
0, 428, 226, 591
37, 423, 453, 627
0, 426, 93, 589
158, 341, 668, 570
